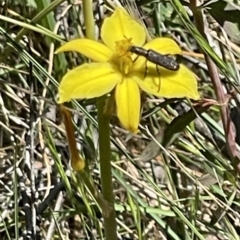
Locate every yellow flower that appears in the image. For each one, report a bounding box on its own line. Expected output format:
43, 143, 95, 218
56, 8, 200, 133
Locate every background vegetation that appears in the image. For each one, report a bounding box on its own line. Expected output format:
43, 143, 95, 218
0, 0, 240, 239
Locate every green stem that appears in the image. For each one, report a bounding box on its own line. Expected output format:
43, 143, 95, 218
82, 0, 95, 40
82, 1, 117, 239
97, 97, 117, 240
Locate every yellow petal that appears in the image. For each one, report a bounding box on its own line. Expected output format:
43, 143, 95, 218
101, 8, 146, 51
133, 65, 200, 100
55, 39, 113, 62
115, 78, 140, 133
58, 62, 121, 103
144, 38, 182, 55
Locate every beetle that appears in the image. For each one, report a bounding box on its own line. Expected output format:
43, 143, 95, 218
129, 46, 180, 71
128, 46, 180, 91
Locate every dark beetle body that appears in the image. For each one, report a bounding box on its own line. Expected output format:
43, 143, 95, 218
129, 46, 180, 71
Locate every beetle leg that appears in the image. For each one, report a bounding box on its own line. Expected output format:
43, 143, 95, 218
156, 65, 161, 92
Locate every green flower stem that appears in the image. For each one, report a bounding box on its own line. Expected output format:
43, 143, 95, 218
97, 97, 117, 240
82, 1, 117, 239
82, 0, 95, 40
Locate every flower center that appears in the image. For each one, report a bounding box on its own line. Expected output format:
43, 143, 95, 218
112, 38, 133, 75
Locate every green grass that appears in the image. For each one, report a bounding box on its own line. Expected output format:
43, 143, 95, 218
0, 0, 240, 239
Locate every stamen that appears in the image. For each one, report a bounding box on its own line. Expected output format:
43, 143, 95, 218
114, 38, 134, 74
